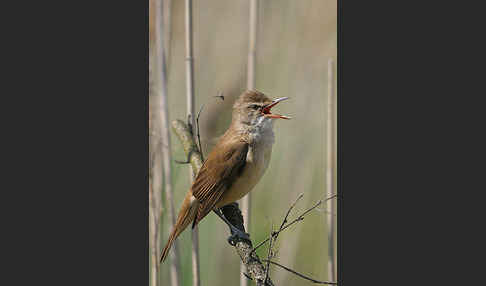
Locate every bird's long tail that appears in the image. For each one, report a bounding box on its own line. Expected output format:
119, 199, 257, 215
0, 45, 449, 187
160, 191, 199, 263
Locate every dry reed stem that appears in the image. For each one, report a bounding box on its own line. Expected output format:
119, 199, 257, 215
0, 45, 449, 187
154, 0, 180, 284
149, 52, 159, 286
149, 181, 159, 286
242, 1, 258, 285
326, 58, 336, 282
163, 0, 172, 71
184, 1, 200, 285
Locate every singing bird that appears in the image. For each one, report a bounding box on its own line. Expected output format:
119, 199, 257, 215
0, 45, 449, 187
160, 90, 290, 262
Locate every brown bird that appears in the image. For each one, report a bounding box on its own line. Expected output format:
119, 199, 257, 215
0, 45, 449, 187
160, 90, 290, 262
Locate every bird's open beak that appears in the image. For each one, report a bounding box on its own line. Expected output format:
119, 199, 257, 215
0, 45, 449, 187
262, 97, 291, 119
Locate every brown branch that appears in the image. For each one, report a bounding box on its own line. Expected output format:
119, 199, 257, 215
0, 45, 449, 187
171, 120, 203, 176
171, 119, 274, 286
262, 260, 337, 285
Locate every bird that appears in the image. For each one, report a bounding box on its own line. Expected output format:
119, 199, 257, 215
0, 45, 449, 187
160, 90, 290, 262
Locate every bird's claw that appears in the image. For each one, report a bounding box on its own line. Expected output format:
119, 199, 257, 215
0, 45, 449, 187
227, 228, 251, 246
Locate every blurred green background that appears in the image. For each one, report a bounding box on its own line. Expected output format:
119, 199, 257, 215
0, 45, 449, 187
150, 0, 337, 285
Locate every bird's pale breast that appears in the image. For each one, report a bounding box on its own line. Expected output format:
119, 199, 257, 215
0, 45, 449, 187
216, 121, 275, 207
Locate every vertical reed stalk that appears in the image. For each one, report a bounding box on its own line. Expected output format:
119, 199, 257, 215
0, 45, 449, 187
149, 179, 159, 286
241, 1, 258, 286
185, 0, 195, 129
163, 0, 172, 71
326, 58, 336, 282
155, 0, 180, 285
185, 1, 200, 285
149, 54, 159, 286
247, 0, 257, 90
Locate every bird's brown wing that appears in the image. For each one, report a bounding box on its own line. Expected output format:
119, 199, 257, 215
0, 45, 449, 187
191, 139, 249, 227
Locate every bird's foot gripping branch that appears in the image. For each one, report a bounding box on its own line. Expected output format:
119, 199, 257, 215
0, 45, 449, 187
214, 205, 251, 246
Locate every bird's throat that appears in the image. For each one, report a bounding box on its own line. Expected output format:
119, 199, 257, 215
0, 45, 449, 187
248, 116, 275, 145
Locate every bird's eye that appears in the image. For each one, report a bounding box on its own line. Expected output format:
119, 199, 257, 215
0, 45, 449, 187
249, 104, 260, 110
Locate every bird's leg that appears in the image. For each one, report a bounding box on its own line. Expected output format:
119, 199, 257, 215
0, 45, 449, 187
213, 208, 251, 246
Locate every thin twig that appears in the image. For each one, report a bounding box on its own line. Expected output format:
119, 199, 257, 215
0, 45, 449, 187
196, 104, 205, 160
262, 260, 337, 285
214, 91, 224, 101
264, 222, 274, 284
251, 195, 338, 254
276, 193, 304, 239
194, 91, 226, 161
174, 149, 195, 164
243, 273, 253, 281
194, 91, 226, 160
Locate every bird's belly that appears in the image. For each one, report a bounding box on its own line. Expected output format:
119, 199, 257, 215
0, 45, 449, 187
216, 145, 272, 207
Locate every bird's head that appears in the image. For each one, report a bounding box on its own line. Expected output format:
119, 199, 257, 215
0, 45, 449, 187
232, 90, 291, 127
